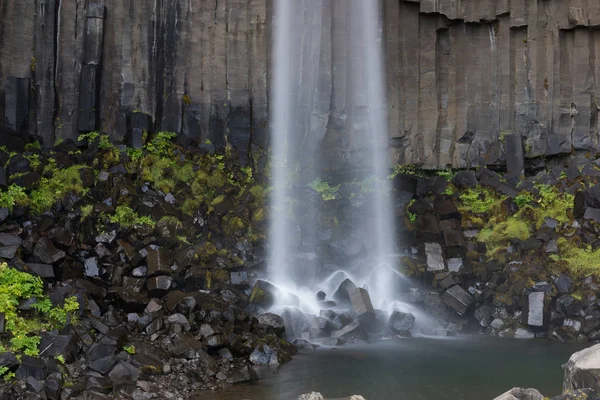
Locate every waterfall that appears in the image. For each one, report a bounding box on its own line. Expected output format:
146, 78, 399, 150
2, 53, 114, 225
268, 0, 423, 333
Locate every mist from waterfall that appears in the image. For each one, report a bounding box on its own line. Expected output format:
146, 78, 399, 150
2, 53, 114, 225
268, 0, 420, 329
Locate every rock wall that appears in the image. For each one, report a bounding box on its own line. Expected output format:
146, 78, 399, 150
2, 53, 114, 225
2, 0, 600, 169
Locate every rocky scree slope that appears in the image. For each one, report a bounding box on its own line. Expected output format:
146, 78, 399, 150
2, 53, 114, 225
0, 133, 296, 399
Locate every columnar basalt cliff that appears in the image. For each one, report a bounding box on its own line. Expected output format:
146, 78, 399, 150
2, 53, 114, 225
2, 0, 600, 169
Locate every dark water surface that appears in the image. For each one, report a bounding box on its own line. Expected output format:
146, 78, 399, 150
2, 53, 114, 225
201, 337, 587, 400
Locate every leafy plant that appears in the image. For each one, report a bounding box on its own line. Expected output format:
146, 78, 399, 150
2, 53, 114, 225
145, 132, 177, 157
406, 199, 417, 224
0, 262, 79, 356
30, 164, 89, 215
309, 178, 339, 201
123, 345, 136, 355
0, 184, 29, 212
458, 187, 503, 214
108, 205, 155, 229
514, 193, 534, 208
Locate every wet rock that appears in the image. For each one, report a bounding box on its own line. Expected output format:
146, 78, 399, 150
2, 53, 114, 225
114, 288, 149, 313
475, 305, 495, 327
147, 275, 172, 297
87, 343, 117, 374
0, 233, 21, 259
33, 238, 65, 264
350, 288, 375, 321
514, 327, 535, 339
146, 248, 173, 276
554, 274, 573, 294
230, 271, 248, 285
563, 343, 600, 392
206, 334, 227, 348
249, 280, 279, 308
218, 348, 234, 361
122, 276, 145, 293
447, 258, 464, 273
331, 319, 361, 339
250, 344, 279, 365
333, 279, 357, 306
425, 242, 445, 271
524, 292, 546, 327
226, 365, 258, 384
310, 317, 331, 338
298, 393, 324, 400
96, 230, 117, 244
282, 308, 311, 340
15, 356, 46, 381
557, 295, 581, 317
0, 352, 19, 370
0, 208, 8, 223
145, 318, 164, 335
442, 285, 473, 315
167, 313, 191, 331
563, 319, 582, 333
452, 171, 478, 189
39, 333, 78, 362
493, 387, 544, 400
388, 311, 415, 335
45, 372, 62, 399
551, 389, 600, 400
84, 257, 99, 277
257, 313, 284, 330
108, 362, 140, 388
25, 263, 54, 278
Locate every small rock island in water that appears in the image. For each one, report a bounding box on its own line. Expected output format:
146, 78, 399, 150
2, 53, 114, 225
1, 0, 600, 399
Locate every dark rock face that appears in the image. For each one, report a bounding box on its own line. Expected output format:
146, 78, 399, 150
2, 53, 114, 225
3, 1, 599, 167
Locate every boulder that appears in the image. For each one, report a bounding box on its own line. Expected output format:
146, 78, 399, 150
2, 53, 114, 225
250, 280, 279, 308
350, 288, 375, 320
333, 279, 357, 306
563, 343, 600, 392
257, 313, 284, 330
331, 319, 361, 339
249, 344, 279, 365
514, 327, 535, 339
557, 295, 581, 317
15, 356, 46, 381
298, 393, 324, 400
452, 171, 478, 189
493, 387, 544, 400
425, 242, 445, 271
523, 292, 546, 327
26, 263, 54, 278
33, 238, 65, 264
388, 311, 415, 335
147, 275, 172, 297
226, 365, 258, 384
87, 343, 117, 374
441, 285, 473, 315
474, 305, 494, 327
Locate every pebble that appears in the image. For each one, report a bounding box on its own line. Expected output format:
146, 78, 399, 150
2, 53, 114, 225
163, 364, 172, 374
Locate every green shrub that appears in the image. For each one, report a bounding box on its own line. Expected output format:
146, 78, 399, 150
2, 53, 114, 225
552, 238, 600, 277
0, 184, 29, 212
458, 187, 503, 214
108, 206, 155, 229
477, 216, 530, 244
309, 178, 339, 201
30, 165, 88, 215
0, 262, 79, 356
514, 193, 534, 208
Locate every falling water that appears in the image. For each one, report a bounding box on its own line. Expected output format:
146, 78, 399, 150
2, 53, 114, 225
268, 0, 293, 288
268, 0, 431, 334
